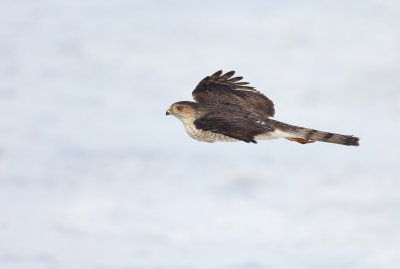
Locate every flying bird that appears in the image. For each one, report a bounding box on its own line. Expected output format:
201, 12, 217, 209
166, 70, 359, 146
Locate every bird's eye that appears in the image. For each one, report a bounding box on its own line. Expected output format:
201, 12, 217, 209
176, 106, 184, 111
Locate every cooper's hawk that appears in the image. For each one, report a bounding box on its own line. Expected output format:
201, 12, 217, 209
166, 70, 359, 146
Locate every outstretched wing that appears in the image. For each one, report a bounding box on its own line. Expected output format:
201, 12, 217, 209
192, 70, 275, 118
194, 112, 274, 143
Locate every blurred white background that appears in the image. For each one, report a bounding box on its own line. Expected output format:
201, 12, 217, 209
0, 0, 399, 268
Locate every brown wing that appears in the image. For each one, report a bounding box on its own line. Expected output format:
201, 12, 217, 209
192, 70, 275, 118
194, 111, 274, 143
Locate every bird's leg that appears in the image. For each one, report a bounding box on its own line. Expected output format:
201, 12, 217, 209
286, 138, 315, 144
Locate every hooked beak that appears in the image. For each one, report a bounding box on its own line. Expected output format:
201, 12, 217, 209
166, 106, 172, 116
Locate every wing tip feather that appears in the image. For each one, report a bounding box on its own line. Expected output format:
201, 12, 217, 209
211, 70, 223, 77
221, 70, 235, 79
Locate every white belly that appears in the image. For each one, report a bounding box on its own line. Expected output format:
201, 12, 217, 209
185, 125, 238, 142
182, 121, 238, 143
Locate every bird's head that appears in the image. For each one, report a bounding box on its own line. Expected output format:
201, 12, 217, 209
166, 101, 198, 120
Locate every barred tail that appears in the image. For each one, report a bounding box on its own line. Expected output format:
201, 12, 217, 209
266, 120, 360, 146
296, 127, 360, 146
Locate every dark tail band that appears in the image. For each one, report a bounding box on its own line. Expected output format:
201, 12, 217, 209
300, 128, 359, 146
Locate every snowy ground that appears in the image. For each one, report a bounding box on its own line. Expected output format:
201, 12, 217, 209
1, 0, 400, 268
